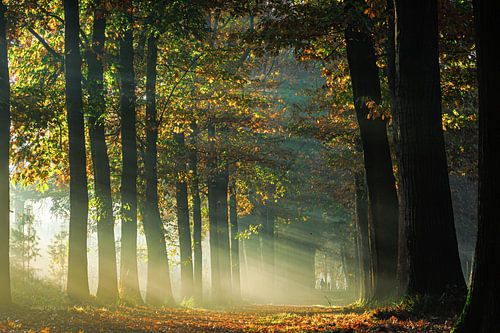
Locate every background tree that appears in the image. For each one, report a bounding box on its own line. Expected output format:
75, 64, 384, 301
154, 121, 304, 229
48, 231, 69, 290
11, 208, 40, 277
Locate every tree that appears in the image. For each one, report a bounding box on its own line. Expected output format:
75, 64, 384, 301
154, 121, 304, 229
393, 0, 466, 296
48, 231, 69, 289
118, 12, 141, 302
229, 180, 241, 299
86, 0, 118, 301
64, 0, 90, 301
11, 208, 40, 277
452, 0, 500, 330
344, 9, 399, 300
0, 0, 11, 308
188, 123, 203, 301
354, 171, 372, 301
174, 132, 194, 300
143, 33, 174, 305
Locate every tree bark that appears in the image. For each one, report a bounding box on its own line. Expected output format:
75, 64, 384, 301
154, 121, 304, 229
354, 171, 372, 302
262, 204, 275, 289
188, 122, 203, 302
64, 0, 89, 301
229, 180, 241, 299
0, 0, 11, 307
215, 166, 232, 302
207, 124, 232, 303
119, 20, 141, 302
393, 0, 466, 296
207, 123, 221, 301
143, 34, 174, 305
86, 0, 118, 302
345, 25, 399, 300
174, 131, 194, 300
453, 0, 500, 330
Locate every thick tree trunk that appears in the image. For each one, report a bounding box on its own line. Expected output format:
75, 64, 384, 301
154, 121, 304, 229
0, 0, 11, 307
86, 0, 118, 302
174, 132, 194, 300
393, 0, 466, 296
229, 181, 241, 299
143, 34, 173, 305
345, 26, 399, 300
354, 171, 372, 302
119, 23, 141, 301
453, 1, 500, 331
188, 122, 203, 301
64, 0, 89, 301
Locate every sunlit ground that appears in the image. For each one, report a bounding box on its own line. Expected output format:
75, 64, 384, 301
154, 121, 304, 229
0, 271, 456, 333
0, 304, 455, 332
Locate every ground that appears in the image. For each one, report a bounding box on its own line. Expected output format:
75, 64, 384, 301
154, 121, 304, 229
0, 276, 458, 332
0, 304, 456, 332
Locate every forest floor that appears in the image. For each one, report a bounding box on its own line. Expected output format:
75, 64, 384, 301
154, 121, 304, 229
0, 274, 459, 332
0, 303, 458, 332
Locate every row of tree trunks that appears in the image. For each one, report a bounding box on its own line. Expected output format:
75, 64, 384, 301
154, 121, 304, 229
0, 0, 11, 308
453, 0, 500, 330
118, 19, 141, 302
188, 123, 203, 302
393, 0, 466, 296
174, 132, 194, 300
86, 0, 119, 302
64, 0, 90, 301
345, 19, 399, 300
143, 34, 174, 305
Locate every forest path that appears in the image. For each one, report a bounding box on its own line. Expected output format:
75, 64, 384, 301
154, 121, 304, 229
0, 304, 454, 332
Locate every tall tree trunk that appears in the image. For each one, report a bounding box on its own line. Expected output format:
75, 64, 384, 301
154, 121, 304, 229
188, 122, 203, 301
229, 180, 241, 299
345, 23, 399, 301
207, 124, 232, 303
216, 167, 232, 302
453, 0, 500, 330
64, 0, 89, 301
119, 21, 141, 301
86, 0, 118, 301
385, 0, 407, 296
0, 0, 11, 307
262, 204, 275, 290
354, 171, 372, 302
174, 132, 194, 300
207, 123, 221, 301
393, 0, 466, 296
143, 34, 173, 305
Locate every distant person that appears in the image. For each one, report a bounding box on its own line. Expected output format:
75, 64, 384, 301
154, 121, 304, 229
320, 278, 326, 291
